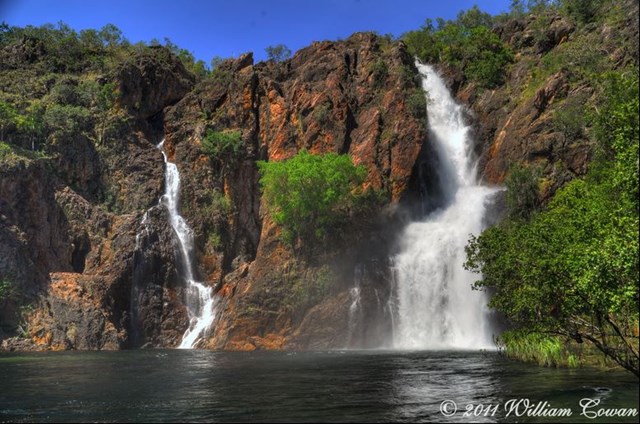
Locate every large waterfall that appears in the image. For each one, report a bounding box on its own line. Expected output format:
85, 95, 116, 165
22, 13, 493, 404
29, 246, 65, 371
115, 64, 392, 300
157, 141, 218, 349
392, 64, 497, 350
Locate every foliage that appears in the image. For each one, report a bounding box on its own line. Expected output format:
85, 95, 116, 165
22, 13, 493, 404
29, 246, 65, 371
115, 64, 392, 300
207, 231, 222, 250
208, 66, 233, 87
559, 0, 602, 25
504, 163, 541, 220
258, 150, 370, 247
201, 129, 243, 165
162, 37, 209, 79
407, 87, 427, 120
43, 103, 92, 139
592, 71, 639, 212
210, 56, 225, 70
508, 0, 605, 22
0, 140, 47, 165
466, 70, 639, 376
369, 58, 388, 87
0, 101, 18, 140
553, 95, 588, 143
0, 21, 208, 156
265, 44, 292, 62
0, 279, 16, 302
201, 188, 233, 225
498, 330, 579, 367
402, 7, 513, 88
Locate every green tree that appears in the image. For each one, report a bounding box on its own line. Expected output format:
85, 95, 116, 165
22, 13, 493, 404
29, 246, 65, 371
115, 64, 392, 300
258, 150, 369, 246
504, 163, 541, 220
98, 23, 125, 48
465, 70, 639, 376
0, 101, 18, 141
16, 101, 46, 150
44, 103, 92, 139
402, 9, 512, 88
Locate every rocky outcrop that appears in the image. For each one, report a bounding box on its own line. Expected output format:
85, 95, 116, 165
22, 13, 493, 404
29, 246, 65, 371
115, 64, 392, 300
448, 3, 639, 201
3, 2, 636, 351
0, 46, 194, 350
5, 31, 425, 352
116, 45, 195, 122
162, 32, 426, 349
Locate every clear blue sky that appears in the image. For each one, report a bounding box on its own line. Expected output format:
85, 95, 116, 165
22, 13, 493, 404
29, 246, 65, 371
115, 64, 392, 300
1, 1, 512, 64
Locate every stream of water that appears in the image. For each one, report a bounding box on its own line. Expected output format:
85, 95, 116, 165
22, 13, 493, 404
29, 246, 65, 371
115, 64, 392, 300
392, 64, 498, 349
157, 141, 218, 349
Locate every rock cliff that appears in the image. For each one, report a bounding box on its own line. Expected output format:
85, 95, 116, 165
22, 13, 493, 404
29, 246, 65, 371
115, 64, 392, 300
1, 1, 637, 351
162, 32, 426, 349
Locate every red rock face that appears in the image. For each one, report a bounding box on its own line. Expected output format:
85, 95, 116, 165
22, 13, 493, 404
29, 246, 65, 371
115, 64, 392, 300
1, 46, 194, 351
163, 32, 427, 350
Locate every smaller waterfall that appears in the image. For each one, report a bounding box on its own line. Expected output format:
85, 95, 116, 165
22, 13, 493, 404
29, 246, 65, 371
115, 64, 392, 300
157, 140, 218, 349
346, 265, 364, 348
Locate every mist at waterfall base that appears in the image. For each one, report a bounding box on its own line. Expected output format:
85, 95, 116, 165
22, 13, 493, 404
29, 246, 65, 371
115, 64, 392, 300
2, 350, 638, 423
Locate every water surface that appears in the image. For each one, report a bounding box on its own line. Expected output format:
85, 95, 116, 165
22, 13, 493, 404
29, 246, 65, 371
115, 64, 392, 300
0, 350, 637, 422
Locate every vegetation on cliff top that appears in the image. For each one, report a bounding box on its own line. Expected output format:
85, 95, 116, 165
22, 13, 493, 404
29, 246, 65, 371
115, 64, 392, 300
0, 22, 205, 155
402, 6, 513, 88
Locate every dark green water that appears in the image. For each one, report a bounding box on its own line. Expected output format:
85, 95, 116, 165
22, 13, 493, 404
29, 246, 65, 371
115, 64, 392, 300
0, 350, 637, 423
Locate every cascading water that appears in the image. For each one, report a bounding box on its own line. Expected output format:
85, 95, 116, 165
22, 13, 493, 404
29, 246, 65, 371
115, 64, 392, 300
346, 265, 364, 348
392, 63, 498, 350
157, 140, 218, 349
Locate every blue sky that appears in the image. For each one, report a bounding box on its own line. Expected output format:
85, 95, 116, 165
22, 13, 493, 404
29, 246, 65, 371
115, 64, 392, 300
1, 1, 512, 64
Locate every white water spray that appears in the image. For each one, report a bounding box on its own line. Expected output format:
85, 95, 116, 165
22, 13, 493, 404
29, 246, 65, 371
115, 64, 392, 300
392, 64, 497, 350
157, 140, 218, 349
346, 265, 364, 348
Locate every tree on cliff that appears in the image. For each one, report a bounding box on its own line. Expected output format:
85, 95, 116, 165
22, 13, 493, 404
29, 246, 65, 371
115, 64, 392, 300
265, 44, 292, 62
258, 150, 372, 248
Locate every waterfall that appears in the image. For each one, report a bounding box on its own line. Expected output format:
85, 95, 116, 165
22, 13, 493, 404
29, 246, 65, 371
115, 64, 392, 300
346, 265, 364, 348
157, 140, 218, 349
392, 64, 498, 350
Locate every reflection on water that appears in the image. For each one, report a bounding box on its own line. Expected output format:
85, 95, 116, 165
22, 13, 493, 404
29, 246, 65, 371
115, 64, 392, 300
0, 350, 637, 423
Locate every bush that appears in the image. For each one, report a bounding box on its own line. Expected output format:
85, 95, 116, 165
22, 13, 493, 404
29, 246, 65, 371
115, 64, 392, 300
407, 88, 427, 119
553, 95, 588, 143
369, 58, 388, 87
258, 150, 369, 246
504, 163, 541, 220
559, 0, 602, 25
402, 9, 512, 88
201, 129, 243, 163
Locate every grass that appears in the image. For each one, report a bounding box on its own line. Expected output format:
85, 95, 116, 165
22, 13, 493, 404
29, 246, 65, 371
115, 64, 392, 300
499, 330, 567, 367
498, 329, 618, 370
